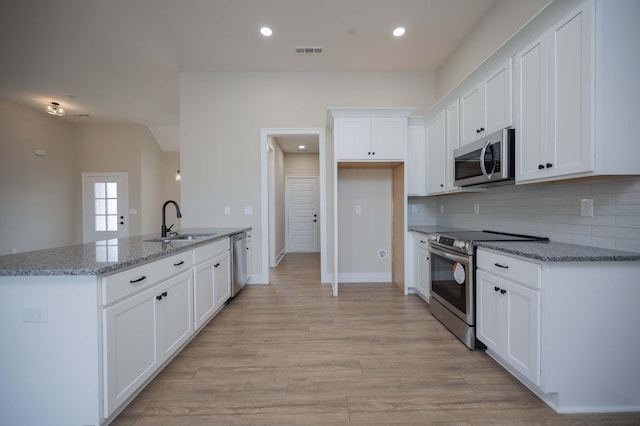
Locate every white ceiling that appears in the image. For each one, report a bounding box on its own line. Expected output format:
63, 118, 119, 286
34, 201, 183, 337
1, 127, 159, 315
0, 0, 496, 150
274, 135, 320, 153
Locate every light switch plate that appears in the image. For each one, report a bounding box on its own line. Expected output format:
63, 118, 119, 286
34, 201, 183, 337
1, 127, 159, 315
355, 205, 362, 214
22, 305, 48, 323
244, 206, 253, 215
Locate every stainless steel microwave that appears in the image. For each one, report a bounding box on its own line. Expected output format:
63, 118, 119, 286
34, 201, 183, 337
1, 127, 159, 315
453, 128, 515, 187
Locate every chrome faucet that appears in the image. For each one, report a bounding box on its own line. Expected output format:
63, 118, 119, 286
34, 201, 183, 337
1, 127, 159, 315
161, 200, 182, 238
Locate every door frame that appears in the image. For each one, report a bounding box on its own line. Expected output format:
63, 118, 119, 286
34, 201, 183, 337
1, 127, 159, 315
260, 128, 327, 285
82, 172, 129, 243
285, 175, 320, 253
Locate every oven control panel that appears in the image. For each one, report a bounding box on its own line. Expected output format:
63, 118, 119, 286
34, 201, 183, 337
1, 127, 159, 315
429, 234, 472, 254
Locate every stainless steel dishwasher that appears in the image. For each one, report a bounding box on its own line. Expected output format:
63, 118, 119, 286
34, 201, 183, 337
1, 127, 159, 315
230, 232, 248, 297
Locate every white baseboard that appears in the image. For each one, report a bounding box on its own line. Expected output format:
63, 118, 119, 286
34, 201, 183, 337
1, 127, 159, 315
338, 272, 392, 283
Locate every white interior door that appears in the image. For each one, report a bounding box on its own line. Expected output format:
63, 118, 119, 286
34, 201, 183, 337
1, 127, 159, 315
285, 176, 319, 253
83, 173, 129, 243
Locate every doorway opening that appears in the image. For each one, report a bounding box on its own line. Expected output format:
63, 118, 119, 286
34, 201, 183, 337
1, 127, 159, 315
260, 128, 328, 285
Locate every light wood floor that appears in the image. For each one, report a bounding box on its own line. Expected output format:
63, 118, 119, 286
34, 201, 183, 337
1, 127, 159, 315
114, 253, 640, 425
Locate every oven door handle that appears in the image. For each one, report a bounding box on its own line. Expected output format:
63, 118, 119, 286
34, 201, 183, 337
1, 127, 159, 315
429, 245, 470, 265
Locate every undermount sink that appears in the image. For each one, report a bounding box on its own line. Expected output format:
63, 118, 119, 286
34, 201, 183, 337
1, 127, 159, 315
144, 233, 217, 243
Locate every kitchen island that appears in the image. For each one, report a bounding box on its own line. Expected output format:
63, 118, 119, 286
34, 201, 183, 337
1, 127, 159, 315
0, 228, 249, 426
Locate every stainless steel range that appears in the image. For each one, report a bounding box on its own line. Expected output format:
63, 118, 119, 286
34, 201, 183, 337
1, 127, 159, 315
428, 230, 547, 349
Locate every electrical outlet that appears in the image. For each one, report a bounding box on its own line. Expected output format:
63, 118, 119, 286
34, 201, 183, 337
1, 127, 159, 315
355, 205, 362, 214
22, 305, 48, 323
474, 203, 480, 215
244, 206, 253, 215
439, 205, 444, 214
224, 206, 230, 215
411, 205, 418, 214
580, 198, 593, 217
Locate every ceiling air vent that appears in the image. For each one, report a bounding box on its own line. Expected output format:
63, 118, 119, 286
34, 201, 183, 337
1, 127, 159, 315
295, 46, 323, 54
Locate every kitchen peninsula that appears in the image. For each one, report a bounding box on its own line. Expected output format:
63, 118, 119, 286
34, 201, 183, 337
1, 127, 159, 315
0, 228, 249, 425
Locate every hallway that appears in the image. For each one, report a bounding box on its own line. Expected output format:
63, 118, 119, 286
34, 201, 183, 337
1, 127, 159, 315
115, 253, 640, 424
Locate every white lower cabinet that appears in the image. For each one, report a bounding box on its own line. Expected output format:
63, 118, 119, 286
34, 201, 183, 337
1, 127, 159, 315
476, 247, 640, 413
103, 269, 193, 416
476, 269, 540, 385
193, 238, 231, 330
213, 249, 231, 308
414, 238, 430, 300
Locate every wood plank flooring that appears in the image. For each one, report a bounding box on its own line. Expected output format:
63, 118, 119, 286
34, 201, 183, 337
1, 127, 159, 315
114, 253, 640, 425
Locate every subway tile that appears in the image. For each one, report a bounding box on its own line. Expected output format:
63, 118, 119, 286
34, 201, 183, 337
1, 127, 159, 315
570, 234, 616, 250
615, 216, 640, 229
552, 223, 591, 235
592, 226, 640, 240
615, 191, 640, 205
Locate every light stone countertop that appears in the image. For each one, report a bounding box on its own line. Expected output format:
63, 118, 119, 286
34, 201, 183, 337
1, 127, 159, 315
409, 226, 465, 235
0, 227, 250, 276
475, 240, 640, 262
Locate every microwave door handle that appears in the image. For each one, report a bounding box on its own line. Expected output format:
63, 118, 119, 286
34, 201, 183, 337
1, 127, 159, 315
479, 141, 495, 180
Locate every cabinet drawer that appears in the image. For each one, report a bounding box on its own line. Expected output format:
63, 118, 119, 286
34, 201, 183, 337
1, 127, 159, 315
193, 238, 230, 264
477, 249, 541, 289
415, 234, 429, 250
102, 252, 193, 305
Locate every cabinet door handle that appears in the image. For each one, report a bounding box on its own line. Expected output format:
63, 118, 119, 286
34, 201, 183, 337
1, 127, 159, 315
538, 164, 545, 170
480, 127, 485, 132
500, 289, 507, 295
129, 276, 147, 284
494, 263, 509, 269
156, 294, 163, 301
419, 240, 426, 244
494, 286, 500, 292
546, 163, 553, 168
162, 291, 167, 297
173, 260, 185, 266
214, 263, 220, 268
367, 152, 371, 155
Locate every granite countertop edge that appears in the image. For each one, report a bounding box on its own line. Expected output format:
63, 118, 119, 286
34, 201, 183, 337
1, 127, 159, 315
0, 227, 251, 277
474, 241, 640, 262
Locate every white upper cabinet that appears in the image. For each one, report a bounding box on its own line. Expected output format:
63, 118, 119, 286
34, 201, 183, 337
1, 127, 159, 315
406, 117, 427, 196
461, 60, 512, 146
328, 108, 414, 162
515, 3, 594, 183
445, 100, 460, 192
336, 117, 406, 161
426, 110, 446, 195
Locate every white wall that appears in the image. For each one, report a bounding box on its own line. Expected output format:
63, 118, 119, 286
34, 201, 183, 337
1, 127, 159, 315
0, 99, 76, 254
271, 138, 286, 263
436, 0, 551, 99
140, 130, 164, 235
434, 177, 640, 253
74, 124, 161, 237
284, 153, 319, 176
162, 151, 182, 231
180, 71, 435, 278
338, 168, 392, 281
0, 98, 172, 255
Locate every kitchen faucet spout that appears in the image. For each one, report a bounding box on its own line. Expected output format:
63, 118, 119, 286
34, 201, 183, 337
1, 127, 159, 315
161, 200, 182, 238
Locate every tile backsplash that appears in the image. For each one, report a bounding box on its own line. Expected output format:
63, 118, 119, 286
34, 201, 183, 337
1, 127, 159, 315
409, 176, 640, 253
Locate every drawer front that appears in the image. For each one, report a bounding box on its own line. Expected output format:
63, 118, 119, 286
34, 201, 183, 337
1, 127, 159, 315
193, 238, 230, 264
476, 249, 541, 289
415, 234, 429, 250
102, 252, 193, 305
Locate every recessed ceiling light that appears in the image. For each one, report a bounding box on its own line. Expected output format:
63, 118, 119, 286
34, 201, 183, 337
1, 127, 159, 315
298, 145, 306, 150
260, 27, 273, 37
393, 27, 406, 37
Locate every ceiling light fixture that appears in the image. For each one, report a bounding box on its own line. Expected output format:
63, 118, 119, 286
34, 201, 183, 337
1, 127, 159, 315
46, 102, 65, 116
175, 170, 182, 182
393, 27, 406, 37
298, 145, 306, 150
260, 27, 273, 37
